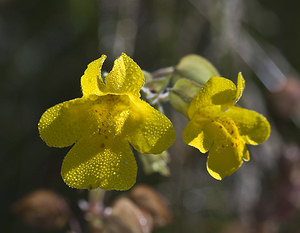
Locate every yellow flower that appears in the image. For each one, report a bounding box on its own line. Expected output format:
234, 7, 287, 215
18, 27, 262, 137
38, 53, 175, 190
183, 73, 270, 180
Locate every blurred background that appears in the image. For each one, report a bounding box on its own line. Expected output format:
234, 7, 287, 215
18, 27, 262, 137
1, 0, 300, 232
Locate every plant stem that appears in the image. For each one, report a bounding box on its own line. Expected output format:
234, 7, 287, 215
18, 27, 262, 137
86, 188, 106, 233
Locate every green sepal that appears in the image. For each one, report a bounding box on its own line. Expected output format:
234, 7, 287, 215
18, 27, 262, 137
142, 70, 153, 83
144, 75, 171, 94
173, 54, 220, 85
169, 78, 202, 116
139, 150, 170, 176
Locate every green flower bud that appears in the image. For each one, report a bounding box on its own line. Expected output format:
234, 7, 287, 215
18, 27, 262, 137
169, 78, 202, 116
173, 54, 220, 85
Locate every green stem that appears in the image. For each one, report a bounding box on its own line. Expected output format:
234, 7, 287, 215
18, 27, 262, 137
89, 188, 106, 206
87, 188, 106, 233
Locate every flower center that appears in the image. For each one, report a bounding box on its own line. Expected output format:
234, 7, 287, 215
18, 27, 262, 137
91, 94, 131, 137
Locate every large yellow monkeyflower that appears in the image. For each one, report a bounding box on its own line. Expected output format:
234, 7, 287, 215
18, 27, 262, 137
38, 53, 175, 190
183, 73, 270, 180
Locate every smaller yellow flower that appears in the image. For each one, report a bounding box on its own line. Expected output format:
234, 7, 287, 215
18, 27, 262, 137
38, 53, 175, 190
183, 73, 270, 180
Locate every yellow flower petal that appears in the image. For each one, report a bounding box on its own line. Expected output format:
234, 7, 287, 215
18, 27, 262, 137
225, 106, 271, 145
38, 94, 133, 148
38, 98, 99, 148
184, 109, 246, 179
81, 55, 107, 96
188, 77, 236, 119
105, 53, 144, 97
204, 117, 245, 179
182, 118, 212, 153
61, 135, 137, 190
207, 141, 244, 180
126, 99, 175, 154
243, 146, 250, 161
